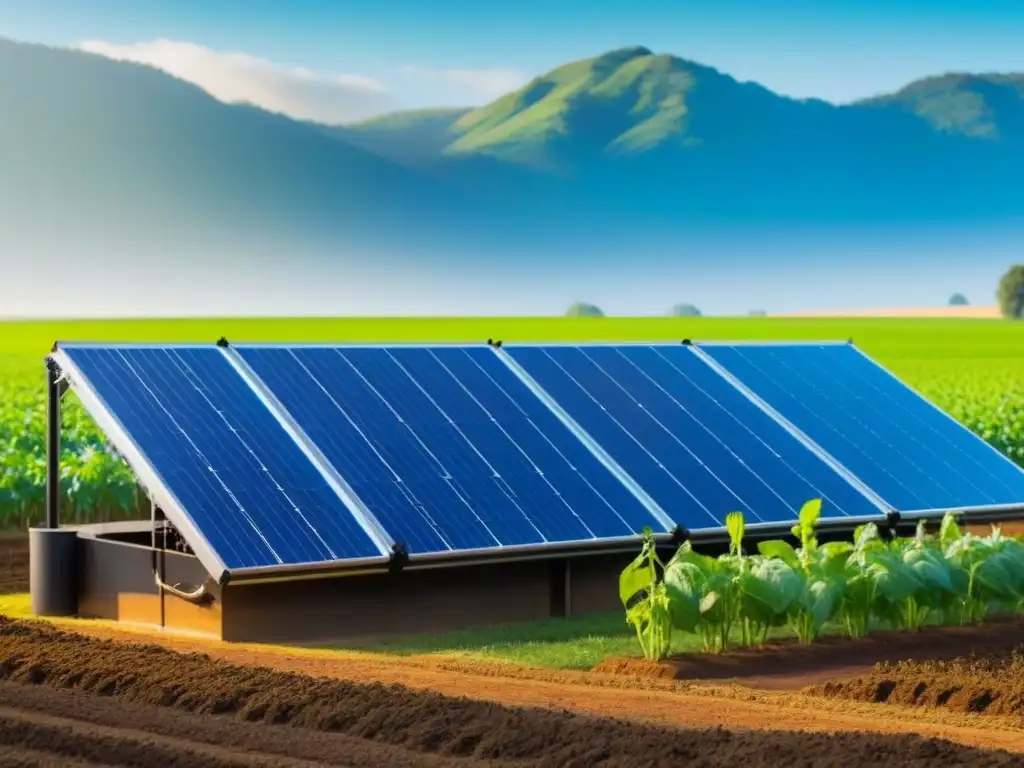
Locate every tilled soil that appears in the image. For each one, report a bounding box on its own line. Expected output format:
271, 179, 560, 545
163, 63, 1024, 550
0, 536, 28, 594
810, 647, 1024, 718
29, 615, 1024, 756
595, 616, 1024, 689
0, 618, 1019, 767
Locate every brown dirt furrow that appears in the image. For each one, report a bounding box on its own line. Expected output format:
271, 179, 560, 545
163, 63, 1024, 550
595, 616, 1024, 688
0, 744, 103, 768
0, 618, 1020, 767
0, 681, 481, 768
27, 616, 1024, 756
809, 649, 1024, 719
0, 536, 28, 595
0, 706, 312, 768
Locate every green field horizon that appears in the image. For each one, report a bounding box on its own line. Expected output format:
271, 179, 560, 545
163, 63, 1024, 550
1, 316, 1020, 360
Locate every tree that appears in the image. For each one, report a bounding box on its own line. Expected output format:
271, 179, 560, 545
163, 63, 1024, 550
997, 265, 1024, 319
948, 293, 969, 306
566, 302, 604, 317
670, 303, 702, 317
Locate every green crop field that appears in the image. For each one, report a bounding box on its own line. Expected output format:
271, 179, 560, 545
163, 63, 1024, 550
1, 316, 1022, 530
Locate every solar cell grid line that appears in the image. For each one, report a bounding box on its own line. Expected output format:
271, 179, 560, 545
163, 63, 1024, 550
695, 344, 945, 511
236, 346, 494, 555
56, 344, 387, 574
783, 345, 1018, 503
720, 343, 1016, 511
501, 344, 725, 531
341, 347, 551, 548
218, 344, 397, 557
778, 345, 1003, 505
242, 346, 541, 552
560, 346, 791, 523
697, 342, 1024, 512
235, 344, 669, 557
401, 346, 668, 539
625, 345, 887, 520
500, 344, 888, 533
843, 344, 1024, 497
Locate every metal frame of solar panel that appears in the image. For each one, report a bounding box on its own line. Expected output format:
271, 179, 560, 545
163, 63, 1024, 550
494, 341, 893, 538
48, 340, 678, 587
691, 339, 1024, 523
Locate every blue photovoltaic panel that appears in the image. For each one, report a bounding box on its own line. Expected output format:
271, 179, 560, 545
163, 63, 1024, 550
698, 343, 1024, 512
61, 346, 384, 571
236, 345, 665, 556
502, 345, 883, 532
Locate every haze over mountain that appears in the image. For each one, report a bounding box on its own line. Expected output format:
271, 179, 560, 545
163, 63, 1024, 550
339, 46, 1024, 226
1, 37, 1021, 316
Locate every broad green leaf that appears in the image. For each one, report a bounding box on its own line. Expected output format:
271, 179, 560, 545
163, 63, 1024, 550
741, 558, 802, 617
873, 553, 921, 604
663, 561, 704, 632
619, 548, 653, 607
976, 554, 1018, 600
757, 539, 799, 568
806, 577, 842, 628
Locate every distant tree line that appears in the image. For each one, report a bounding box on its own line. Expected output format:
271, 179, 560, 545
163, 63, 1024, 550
565, 265, 1024, 319
565, 302, 707, 317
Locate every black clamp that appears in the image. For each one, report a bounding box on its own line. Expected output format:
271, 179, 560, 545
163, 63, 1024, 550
216, 337, 231, 348
388, 542, 409, 574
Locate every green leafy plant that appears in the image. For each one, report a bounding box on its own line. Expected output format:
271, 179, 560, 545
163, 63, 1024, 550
622, 502, 1024, 661
619, 527, 673, 660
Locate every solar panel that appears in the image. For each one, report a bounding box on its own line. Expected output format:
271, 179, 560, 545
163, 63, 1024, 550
499, 344, 886, 533
232, 345, 670, 557
696, 342, 1024, 515
57, 345, 388, 576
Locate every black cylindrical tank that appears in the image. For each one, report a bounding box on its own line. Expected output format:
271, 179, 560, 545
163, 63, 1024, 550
29, 527, 78, 617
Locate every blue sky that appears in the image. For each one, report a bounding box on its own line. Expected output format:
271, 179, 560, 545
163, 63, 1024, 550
1, 0, 1022, 315
2, 0, 1024, 109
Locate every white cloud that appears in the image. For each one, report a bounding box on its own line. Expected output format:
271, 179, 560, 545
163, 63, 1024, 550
401, 65, 528, 101
77, 39, 394, 124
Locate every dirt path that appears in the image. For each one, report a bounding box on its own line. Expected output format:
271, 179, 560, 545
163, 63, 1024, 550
0, 619, 1018, 768
35, 618, 1024, 757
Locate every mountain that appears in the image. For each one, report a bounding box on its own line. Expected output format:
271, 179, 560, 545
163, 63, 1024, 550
340, 47, 1024, 225
857, 73, 1024, 141
2, 38, 1023, 269
327, 108, 471, 167
0, 37, 485, 260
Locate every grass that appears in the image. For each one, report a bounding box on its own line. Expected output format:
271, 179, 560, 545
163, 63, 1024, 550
336, 611, 641, 668
329, 610, 830, 669
2, 316, 1022, 376
0, 589, 820, 669
0, 592, 29, 617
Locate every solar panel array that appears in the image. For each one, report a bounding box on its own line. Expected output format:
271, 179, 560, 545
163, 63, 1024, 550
53, 340, 1024, 582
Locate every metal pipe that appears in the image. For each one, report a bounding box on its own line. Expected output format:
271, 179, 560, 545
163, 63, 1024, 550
45, 358, 61, 529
